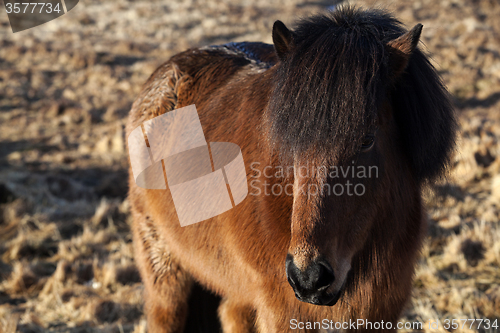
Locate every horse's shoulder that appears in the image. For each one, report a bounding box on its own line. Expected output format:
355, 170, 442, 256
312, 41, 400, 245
127, 42, 276, 133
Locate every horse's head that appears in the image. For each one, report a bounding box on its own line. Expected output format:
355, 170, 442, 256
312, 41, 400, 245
265, 7, 456, 306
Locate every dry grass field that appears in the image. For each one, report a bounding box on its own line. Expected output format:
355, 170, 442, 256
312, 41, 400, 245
0, 0, 499, 332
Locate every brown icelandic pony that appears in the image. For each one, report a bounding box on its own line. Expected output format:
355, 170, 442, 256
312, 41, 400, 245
126, 6, 456, 333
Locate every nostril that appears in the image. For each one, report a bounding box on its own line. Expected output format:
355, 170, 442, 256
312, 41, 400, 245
286, 255, 336, 294
315, 261, 335, 290
286, 254, 299, 287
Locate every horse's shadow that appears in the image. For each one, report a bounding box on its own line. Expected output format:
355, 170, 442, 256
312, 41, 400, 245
185, 283, 222, 333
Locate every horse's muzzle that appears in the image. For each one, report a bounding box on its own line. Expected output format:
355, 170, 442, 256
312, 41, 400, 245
286, 254, 339, 306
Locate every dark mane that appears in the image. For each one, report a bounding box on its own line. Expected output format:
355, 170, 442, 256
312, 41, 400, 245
266, 6, 456, 180
391, 46, 456, 181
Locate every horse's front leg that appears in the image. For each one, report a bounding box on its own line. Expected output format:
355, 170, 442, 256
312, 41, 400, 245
218, 298, 256, 332
255, 303, 308, 333
255, 305, 281, 333
133, 216, 193, 333
142, 268, 193, 333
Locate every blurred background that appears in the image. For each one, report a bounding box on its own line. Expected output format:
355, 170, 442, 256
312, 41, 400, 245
0, 0, 499, 332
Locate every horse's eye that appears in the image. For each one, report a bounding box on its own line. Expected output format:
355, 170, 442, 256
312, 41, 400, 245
360, 135, 375, 152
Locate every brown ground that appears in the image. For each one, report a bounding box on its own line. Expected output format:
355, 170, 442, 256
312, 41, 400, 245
0, 0, 499, 332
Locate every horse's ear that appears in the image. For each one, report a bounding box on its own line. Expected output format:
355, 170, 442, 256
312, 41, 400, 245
272, 20, 295, 61
386, 24, 423, 78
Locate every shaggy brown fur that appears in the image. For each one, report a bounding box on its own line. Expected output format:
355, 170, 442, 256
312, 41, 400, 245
126, 7, 456, 332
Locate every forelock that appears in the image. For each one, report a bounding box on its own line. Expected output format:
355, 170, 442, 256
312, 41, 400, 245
266, 6, 405, 164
